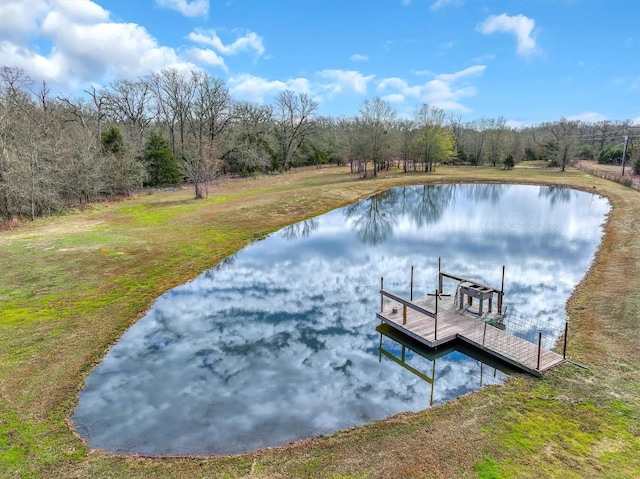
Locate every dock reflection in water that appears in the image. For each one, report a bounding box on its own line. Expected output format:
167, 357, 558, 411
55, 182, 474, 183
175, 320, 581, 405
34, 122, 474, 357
376, 324, 512, 407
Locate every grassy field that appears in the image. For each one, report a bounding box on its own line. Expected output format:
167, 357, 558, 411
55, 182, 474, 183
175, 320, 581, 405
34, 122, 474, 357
1, 165, 639, 478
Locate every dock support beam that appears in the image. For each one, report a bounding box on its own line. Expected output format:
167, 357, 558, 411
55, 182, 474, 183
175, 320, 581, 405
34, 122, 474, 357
563, 321, 569, 359
380, 277, 384, 312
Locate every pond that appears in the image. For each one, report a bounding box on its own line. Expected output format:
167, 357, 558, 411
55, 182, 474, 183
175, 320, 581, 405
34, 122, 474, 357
72, 184, 610, 456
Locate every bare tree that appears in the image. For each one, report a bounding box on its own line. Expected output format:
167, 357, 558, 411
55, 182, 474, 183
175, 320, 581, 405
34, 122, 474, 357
0, 66, 34, 106
272, 90, 318, 170
336, 116, 366, 174
181, 137, 221, 199
358, 98, 396, 177
103, 79, 154, 150
396, 119, 416, 172
485, 117, 509, 167
150, 68, 196, 156
224, 101, 273, 174
543, 119, 580, 171
85, 85, 106, 142
465, 118, 491, 165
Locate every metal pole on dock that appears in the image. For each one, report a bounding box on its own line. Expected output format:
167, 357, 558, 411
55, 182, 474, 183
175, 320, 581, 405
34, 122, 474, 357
380, 277, 384, 312
438, 257, 442, 293
498, 265, 505, 314
482, 321, 487, 346
434, 289, 438, 341
563, 321, 569, 359
537, 329, 543, 370
410, 266, 414, 301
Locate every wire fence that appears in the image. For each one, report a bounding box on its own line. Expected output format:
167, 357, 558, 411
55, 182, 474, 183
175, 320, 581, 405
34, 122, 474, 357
573, 160, 640, 191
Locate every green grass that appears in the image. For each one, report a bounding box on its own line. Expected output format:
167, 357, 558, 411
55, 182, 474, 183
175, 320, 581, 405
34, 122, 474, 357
1, 165, 639, 478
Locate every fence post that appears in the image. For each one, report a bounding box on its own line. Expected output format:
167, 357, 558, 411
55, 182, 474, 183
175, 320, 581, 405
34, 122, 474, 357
563, 321, 569, 359
380, 277, 384, 312
537, 329, 543, 370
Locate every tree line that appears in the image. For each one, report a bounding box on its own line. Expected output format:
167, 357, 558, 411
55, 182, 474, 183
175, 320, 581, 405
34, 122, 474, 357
1, 65, 638, 222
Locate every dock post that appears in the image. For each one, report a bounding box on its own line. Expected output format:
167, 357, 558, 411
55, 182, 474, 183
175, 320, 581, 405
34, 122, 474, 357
498, 265, 505, 314
434, 289, 438, 341
403, 305, 407, 325
438, 257, 443, 293
410, 266, 414, 301
537, 329, 543, 370
434, 315, 438, 341
380, 277, 384, 312
482, 321, 487, 346
563, 321, 569, 359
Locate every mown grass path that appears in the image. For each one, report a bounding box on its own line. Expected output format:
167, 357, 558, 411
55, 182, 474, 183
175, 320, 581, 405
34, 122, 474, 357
1, 165, 638, 478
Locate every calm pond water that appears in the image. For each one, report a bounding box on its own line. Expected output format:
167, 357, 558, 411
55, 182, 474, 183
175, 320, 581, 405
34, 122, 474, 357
73, 184, 609, 455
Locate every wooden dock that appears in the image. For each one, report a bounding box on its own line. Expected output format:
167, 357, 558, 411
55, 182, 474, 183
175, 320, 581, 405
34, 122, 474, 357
376, 282, 566, 377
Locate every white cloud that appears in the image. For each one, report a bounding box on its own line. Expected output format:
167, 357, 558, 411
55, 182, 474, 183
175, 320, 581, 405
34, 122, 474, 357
40, 8, 188, 81
188, 29, 265, 57
0, 0, 50, 43
0, 41, 63, 84
383, 93, 405, 103
632, 116, 640, 126
156, 0, 209, 17
435, 65, 486, 82
317, 70, 375, 95
566, 112, 608, 123
505, 120, 528, 129
187, 47, 227, 71
350, 53, 369, 62
378, 77, 422, 98
478, 13, 537, 57
377, 65, 486, 112
0, 0, 195, 91
53, 0, 110, 23
430, 0, 463, 11
228, 74, 311, 104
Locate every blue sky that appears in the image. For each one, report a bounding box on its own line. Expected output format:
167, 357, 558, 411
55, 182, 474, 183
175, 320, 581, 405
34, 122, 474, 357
1, 0, 638, 126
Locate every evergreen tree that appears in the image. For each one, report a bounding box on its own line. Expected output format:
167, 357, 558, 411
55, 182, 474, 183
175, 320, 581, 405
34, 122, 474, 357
503, 153, 515, 169
101, 125, 124, 155
142, 131, 182, 186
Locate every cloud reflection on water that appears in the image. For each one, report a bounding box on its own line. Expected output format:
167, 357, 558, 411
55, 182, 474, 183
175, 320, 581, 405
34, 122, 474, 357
73, 184, 609, 455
